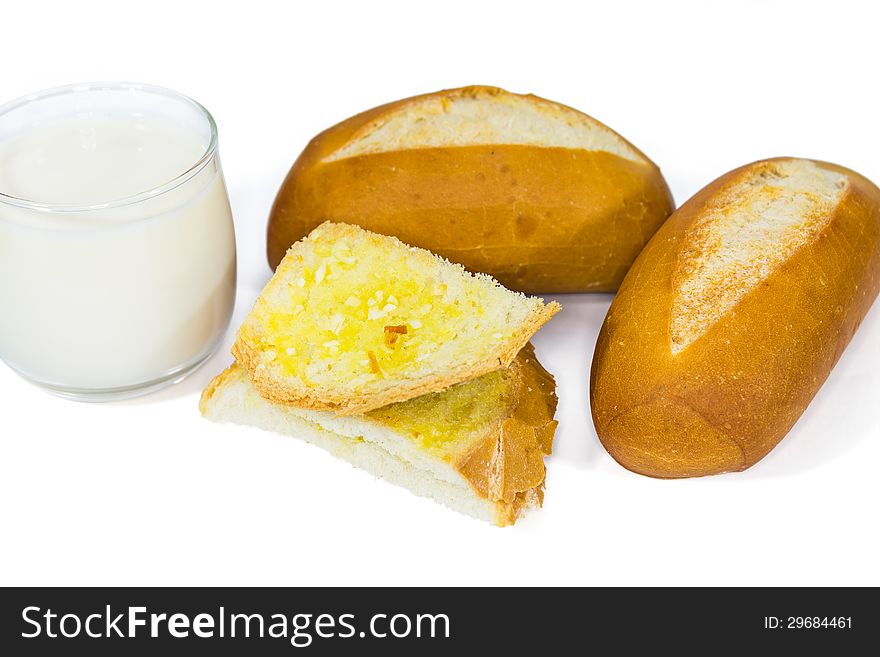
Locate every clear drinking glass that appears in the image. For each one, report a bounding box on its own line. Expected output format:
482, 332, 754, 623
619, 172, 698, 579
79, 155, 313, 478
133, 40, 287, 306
0, 83, 236, 400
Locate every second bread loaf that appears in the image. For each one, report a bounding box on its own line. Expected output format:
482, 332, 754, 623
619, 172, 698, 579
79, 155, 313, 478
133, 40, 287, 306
590, 157, 880, 478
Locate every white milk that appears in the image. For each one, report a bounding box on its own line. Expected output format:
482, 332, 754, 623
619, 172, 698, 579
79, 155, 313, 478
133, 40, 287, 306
0, 111, 236, 395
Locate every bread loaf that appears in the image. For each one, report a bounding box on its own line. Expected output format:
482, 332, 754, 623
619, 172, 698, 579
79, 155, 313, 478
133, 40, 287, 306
267, 86, 674, 293
590, 157, 880, 478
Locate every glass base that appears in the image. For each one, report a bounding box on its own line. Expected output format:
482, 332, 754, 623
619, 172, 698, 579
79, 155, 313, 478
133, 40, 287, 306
9, 338, 222, 402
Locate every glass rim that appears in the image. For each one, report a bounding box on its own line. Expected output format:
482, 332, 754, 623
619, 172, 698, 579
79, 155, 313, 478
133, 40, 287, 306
0, 81, 218, 213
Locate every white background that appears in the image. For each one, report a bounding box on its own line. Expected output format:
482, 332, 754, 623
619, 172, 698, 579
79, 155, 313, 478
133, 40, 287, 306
1, 0, 878, 586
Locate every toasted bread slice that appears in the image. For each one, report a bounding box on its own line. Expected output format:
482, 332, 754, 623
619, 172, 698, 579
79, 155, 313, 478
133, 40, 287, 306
201, 345, 558, 526
234, 222, 559, 414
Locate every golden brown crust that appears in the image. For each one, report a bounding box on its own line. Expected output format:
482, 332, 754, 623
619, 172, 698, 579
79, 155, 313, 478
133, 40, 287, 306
456, 343, 558, 524
267, 85, 674, 293
590, 157, 880, 478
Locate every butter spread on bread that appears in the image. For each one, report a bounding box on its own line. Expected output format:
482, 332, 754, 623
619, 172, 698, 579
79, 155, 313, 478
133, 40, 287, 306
235, 222, 559, 415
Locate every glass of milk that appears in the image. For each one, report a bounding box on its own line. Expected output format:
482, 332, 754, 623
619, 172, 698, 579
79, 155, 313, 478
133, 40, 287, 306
0, 83, 236, 400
